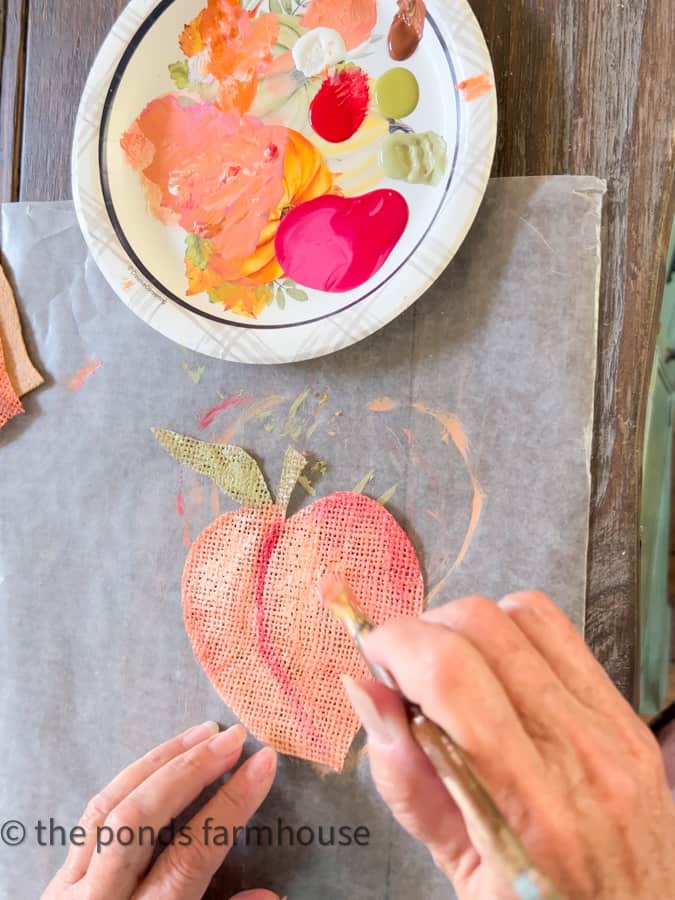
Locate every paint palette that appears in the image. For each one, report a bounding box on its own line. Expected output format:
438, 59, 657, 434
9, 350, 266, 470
73, 0, 496, 363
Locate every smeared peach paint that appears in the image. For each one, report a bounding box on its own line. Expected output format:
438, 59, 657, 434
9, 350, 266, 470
413, 402, 469, 458
456, 73, 493, 102
121, 98, 287, 273
199, 394, 252, 430
216, 394, 287, 445
368, 396, 486, 603
67, 359, 102, 392
412, 402, 485, 599
368, 397, 397, 412
121, 279, 134, 291
303, 0, 377, 50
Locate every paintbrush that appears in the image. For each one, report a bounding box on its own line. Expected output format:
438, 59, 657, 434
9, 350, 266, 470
318, 572, 564, 900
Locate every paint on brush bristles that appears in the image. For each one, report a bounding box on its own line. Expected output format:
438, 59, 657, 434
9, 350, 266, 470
317, 571, 365, 634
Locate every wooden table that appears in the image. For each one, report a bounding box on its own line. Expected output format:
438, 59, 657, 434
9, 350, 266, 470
1, 0, 674, 702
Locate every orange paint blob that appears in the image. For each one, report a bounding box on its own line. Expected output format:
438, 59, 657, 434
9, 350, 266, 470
179, 0, 279, 114
456, 73, 493, 102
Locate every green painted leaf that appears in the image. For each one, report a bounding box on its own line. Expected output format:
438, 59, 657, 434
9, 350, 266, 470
276, 290, 286, 310
153, 429, 273, 507
169, 60, 190, 89
268, 0, 283, 12
186, 234, 210, 270
286, 287, 309, 301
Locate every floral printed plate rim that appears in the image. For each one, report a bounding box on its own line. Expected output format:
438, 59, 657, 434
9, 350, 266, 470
72, 0, 496, 364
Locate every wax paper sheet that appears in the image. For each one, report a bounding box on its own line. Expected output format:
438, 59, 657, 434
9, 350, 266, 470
0, 175, 604, 900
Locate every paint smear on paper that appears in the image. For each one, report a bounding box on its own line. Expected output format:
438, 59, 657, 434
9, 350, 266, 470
353, 469, 376, 493
369, 397, 398, 413
121, 279, 134, 291
217, 394, 288, 445
282, 388, 330, 441
176, 470, 192, 548
377, 484, 398, 505
456, 74, 493, 102
199, 394, 252, 430
182, 361, 205, 385
368, 397, 486, 602
412, 403, 485, 601
298, 455, 329, 496
67, 359, 102, 392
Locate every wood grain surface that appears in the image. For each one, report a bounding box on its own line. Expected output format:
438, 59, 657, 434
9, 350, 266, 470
1, 0, 675, 700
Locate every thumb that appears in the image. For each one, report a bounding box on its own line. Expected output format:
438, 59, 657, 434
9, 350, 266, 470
342, 676, 474, 879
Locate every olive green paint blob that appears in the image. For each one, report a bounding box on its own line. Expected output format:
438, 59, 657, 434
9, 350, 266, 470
375, 68, 420, 119
379, 131, 447, 185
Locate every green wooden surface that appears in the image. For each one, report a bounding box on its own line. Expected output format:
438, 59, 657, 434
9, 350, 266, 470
640, 219, 675, 714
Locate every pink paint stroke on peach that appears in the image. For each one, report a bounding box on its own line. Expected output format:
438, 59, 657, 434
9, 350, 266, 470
67, 359, 102, 392
253, 518, 332, 761
456, 74, 493, 102
199, 394, 252, 430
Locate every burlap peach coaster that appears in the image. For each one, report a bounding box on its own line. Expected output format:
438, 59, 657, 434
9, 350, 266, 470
155, 430, 424, 770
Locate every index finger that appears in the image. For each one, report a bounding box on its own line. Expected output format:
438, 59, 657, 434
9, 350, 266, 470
61, 721, 220, 884
87, 724, 248, 897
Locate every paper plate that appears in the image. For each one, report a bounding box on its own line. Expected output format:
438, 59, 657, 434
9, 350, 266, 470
72, 0, 496, 364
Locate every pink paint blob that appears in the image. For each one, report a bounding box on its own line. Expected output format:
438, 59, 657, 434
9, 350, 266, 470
309, 67, 370, 143
275, 190, 409, 292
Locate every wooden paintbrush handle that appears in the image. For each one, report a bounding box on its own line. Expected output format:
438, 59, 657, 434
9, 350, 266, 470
410, 714, 564, 900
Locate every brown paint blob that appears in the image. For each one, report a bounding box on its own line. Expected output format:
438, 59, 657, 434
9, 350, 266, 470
387, 0, 426, 61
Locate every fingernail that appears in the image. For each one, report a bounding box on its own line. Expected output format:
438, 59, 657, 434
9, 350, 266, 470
245, 747, 277, 781
181, 720, 220, 748
342, 675, 394, 746
208, 724, 247, 754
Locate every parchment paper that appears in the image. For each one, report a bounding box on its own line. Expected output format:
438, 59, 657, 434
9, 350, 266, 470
0, 175, 604, 900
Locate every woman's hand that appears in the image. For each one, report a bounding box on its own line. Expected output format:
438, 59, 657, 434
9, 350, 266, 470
42, 723, 279, 900
343, 590, 675, 899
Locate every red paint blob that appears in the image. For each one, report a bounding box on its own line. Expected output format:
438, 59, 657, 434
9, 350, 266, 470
275, 189, 409, 292
309, 67, 370, 143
